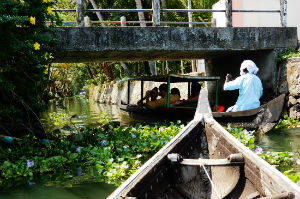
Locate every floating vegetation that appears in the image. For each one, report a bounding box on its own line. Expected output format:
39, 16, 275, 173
275, 115, 300, 129
224, 125, 297, 184
0, 120, 184, 188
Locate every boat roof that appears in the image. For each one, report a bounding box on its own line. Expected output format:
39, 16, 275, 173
122, 74, 220, 83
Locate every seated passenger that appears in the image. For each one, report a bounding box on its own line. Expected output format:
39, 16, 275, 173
171, 82, 201, 107
145, 83, 180, 109
137, 87, 158, 106
171, 88, 181, 99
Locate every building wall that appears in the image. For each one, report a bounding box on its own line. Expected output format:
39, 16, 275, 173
213, 0, 300, 39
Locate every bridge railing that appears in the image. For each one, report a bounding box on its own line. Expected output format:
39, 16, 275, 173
51, 0, 287, 27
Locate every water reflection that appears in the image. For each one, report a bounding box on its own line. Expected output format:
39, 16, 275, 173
0, 181, 115, 199
40, 96, 120, 130
255, 127, 300, 171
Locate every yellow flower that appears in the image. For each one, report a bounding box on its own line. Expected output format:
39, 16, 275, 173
43, 0, 48, 3
62, 63, 69, 69
47, 7, 52, 14
20, 0, 25, 4
34, 42, 40, 51
29, 16, 36, 25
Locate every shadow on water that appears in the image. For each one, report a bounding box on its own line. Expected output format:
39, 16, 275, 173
0, 168, 116, 199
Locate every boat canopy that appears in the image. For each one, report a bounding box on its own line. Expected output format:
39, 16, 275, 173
122, 74, 220, 109
121, 74, 220, 83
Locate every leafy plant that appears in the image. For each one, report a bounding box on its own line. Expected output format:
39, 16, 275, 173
0, 0, 60, 136
0, 120, 184, 188
225, 125, 255, 149
275, 115, 300, 129
276, 49, 300, 62
259, 152, 294, 170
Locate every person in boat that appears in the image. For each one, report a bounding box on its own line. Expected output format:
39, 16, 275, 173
224, 60, 263, 112
171, 88, 181, 98
137, 87, 159, 106
171, 82, 201, 107
145, 83, 180, 109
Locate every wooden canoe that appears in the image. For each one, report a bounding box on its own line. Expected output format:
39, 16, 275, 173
108, 91, 300, 199
212, 94, 286, 133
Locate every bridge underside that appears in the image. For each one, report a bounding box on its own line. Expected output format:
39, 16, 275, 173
51, 26, 298, 103
52, 27, 297, 63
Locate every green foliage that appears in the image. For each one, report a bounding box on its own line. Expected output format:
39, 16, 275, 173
224, 125, 298, 184
283, 170, 300, 185
275, 115, 300, 129
276, 49, 300, 62
0, 0, 59, 132
259, 152, 294, 170
225, 125, 256, 149
0, 120, 184, 188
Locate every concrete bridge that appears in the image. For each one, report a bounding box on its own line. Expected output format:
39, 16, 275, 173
51, 26, 298, 105
52, 27, 297, 62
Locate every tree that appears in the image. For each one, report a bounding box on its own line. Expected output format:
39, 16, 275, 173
0, 0, 59, 137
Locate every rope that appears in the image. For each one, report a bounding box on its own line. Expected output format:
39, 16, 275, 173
199, 161, 222, 199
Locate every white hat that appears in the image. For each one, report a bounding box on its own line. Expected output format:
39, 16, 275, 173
240, 60, 259, 75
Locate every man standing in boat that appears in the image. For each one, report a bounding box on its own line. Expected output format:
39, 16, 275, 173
224, 60, 263, 112
145, 83, 180, 109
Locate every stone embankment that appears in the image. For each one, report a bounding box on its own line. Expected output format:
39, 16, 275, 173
89, 81, 189, 105
286, 57, 300, 119
277, 57, 300, 119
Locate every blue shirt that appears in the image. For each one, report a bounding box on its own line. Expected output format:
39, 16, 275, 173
224, 73, 263, 112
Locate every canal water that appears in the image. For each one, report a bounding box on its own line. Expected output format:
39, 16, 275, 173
255, 127, 300, 171
0, 96, 119, 199
2, 96, 300, 198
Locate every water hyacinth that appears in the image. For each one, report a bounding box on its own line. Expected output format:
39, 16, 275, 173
28, 182, 36, 186
77, 167, 82, 177
101, 140, 106, 146
76, 146, 80, 152
132, 128, 136, 132
131, 134, 136, 138
27, 160, 34, 168
158, 127, 164, 132
227, 123, 232, 131
255, 147, 264, 155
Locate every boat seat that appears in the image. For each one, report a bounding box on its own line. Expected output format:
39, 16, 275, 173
167, 153, 244, 166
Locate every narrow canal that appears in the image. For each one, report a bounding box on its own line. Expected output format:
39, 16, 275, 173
1, 97, 299, 199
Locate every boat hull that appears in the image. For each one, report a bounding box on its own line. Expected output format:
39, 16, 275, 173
108, 92, 299, 199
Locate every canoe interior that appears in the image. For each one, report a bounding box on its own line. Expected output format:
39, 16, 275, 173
108, 120, 263, 199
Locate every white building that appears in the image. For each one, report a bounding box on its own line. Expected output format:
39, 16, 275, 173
213, 0, 300, 39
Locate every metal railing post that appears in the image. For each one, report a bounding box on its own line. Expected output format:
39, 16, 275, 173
76, 0, 85, 27
152, 0, 160, 26
187, 0, 192, 27
280, 0, 287, 27
120, 16, 127, 27
225, 0, 232, 27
